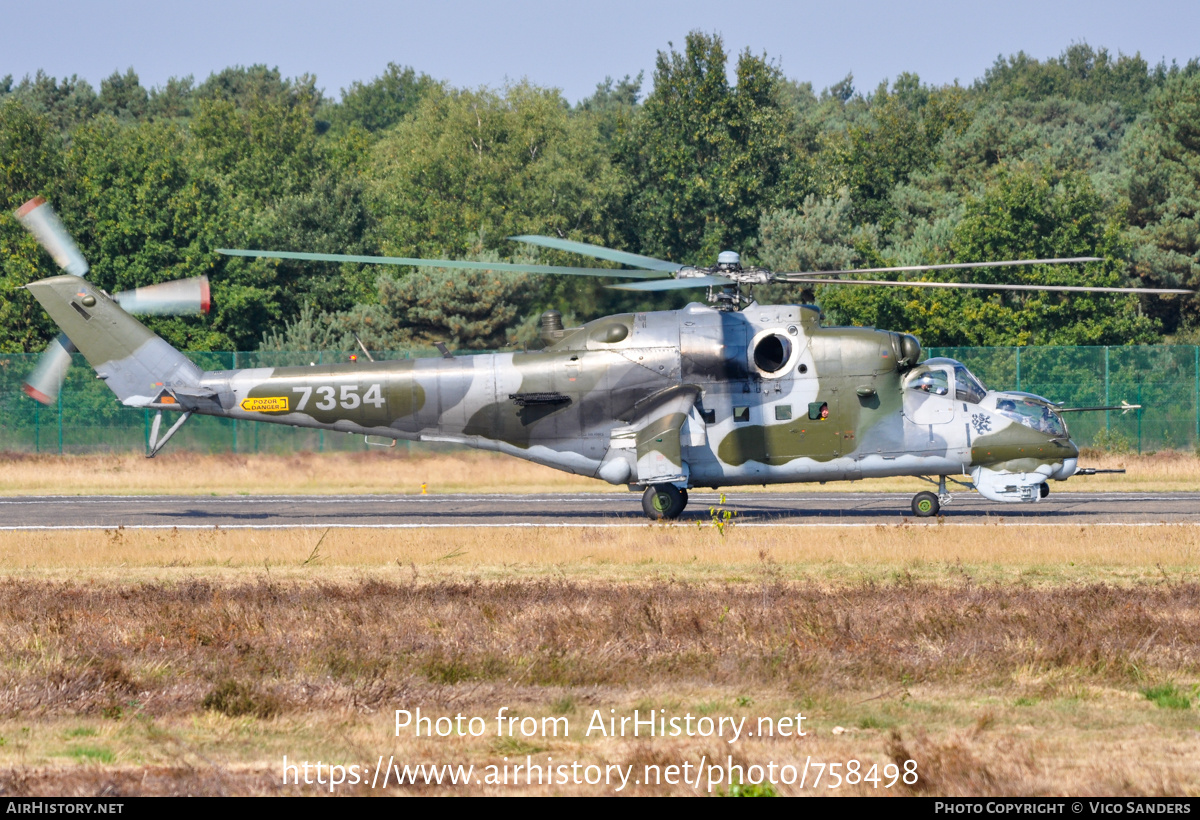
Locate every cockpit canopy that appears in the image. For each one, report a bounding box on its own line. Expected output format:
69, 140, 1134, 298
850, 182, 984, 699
905, 358, 988, 404
904, 358, 1069, 437
994, 394, 1068, 437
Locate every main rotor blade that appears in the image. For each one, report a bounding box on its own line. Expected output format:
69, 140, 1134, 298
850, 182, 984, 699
114, 276, 212, 315
15, 198, 89, 277
508, 236, 681, 272
22, 333, 75, 405
608, 275, 731, 291
794, 278, 1195, 295
774, 257, 1104, 280
217, 249, 670, 279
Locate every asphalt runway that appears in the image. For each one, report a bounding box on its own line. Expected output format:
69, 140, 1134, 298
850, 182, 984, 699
1, 491, 1198, 529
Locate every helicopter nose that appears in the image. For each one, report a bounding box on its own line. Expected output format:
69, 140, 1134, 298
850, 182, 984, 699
1049, 435, 1080, 479
1051, 457, 1078, 480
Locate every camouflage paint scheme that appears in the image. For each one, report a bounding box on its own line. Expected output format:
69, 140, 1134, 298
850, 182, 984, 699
26, 274, 1078, 504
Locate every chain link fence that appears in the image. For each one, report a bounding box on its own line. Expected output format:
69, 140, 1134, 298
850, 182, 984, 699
926, 345, 1200, 454
1, 346, 1196, 455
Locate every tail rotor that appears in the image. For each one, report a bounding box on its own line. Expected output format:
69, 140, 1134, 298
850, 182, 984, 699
15, 197, 212, 405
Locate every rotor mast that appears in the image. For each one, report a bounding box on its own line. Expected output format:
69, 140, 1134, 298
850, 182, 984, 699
684, 252, 770, 310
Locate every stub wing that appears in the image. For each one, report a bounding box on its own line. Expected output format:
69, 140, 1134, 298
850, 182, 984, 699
606, 385, 702, 486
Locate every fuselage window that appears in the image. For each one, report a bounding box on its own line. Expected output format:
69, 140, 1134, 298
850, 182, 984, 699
733, 406, 751, 423
775, 404, 792, 421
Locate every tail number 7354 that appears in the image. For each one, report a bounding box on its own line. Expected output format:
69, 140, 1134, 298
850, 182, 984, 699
292, 384, 386, 412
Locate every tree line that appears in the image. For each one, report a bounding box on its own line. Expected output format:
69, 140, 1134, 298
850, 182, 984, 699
2, 34, 1199, 354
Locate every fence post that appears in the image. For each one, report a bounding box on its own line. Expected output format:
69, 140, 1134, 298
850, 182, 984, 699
231, 351, 238, 454
56, 387, 63, 455
1015, 346, 1021, 392
1104, 346, 1111, 432
34, 402, 39, 453
317, 349, 324, 452
1194, 345, 1198, 448
1137, 382, 1143, 455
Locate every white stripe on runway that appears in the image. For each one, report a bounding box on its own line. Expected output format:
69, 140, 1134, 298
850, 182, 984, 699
2, 521, 1197, 531
0, 492, 1193, 504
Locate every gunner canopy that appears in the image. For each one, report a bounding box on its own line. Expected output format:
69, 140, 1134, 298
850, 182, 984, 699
994, 396, 1068, 437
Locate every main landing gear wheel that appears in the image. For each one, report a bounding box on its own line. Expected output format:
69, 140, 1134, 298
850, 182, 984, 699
912, 491, 940, 517
1039, 482, 1050, 499
642, 484, 687, 521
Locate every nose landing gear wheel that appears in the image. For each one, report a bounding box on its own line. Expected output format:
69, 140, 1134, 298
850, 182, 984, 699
912, 491, 940, 517
642, 484, 687, 520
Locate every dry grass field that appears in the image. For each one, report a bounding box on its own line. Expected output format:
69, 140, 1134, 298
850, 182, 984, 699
0, 448, 1196, 496
0, 524, 1197, 796
0, 524, 1198, 584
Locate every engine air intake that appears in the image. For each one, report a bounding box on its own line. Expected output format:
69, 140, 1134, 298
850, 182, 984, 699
752, 333, 791, 374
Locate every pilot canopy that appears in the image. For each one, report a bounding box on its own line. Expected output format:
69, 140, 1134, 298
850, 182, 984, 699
905, 357, 988, 404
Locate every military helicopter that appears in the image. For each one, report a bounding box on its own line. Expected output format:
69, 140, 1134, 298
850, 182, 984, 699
16, 198, 1194, 519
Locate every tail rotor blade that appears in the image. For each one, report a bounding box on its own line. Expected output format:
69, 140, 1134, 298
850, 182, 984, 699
14, 198, 89, 277
22, 333, 76, 405
114, 276, 212, 315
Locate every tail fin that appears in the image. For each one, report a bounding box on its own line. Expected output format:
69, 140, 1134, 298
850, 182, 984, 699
25, 274, 205, 406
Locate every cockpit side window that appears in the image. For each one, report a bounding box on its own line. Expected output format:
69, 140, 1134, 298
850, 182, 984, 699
953, 365, 987, 404
908, 370, 949, 396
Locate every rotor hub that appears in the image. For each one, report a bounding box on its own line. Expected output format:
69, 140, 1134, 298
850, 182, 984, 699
716, 251, 742, 271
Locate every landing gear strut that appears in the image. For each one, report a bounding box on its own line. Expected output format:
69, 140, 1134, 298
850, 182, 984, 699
642, 484, 688, 520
